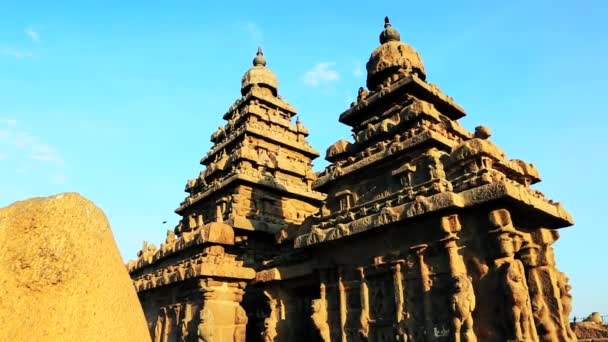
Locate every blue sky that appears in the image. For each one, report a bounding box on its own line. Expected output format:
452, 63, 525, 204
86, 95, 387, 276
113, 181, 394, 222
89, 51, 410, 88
1, 1, 606, 318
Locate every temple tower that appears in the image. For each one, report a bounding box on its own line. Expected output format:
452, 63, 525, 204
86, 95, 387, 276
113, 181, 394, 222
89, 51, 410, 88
269, 17, 575, 341
128, 47, 324, 342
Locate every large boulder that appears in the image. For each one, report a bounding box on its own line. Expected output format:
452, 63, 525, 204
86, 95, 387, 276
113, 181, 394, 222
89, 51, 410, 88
0, 193, 150, 341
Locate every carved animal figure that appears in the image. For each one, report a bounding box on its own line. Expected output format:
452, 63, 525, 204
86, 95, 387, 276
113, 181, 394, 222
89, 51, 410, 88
311, 299, 331, 342
451, 274, 477, 342
502, 261, 534, 341
262, 315, 278, 342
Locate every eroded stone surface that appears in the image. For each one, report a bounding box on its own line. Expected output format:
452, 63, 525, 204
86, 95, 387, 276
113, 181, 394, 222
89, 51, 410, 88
0, 193, 150, 341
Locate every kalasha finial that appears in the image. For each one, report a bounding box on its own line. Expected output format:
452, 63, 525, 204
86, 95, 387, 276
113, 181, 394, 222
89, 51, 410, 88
253, 46, 267, 67
379, 16, 400, 44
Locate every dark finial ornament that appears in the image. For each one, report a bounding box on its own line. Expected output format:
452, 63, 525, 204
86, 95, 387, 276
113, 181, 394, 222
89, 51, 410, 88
379, 16, 400, 44
253, 46, 267, 67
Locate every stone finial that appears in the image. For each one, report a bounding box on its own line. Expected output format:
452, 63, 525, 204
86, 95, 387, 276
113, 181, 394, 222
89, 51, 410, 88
380, 16, 401, 44
253, 46, 267, 67
474, 126, 492, 139
241, 46, 278, 95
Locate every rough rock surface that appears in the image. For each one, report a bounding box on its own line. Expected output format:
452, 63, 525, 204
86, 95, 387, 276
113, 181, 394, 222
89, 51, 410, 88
573, 322, 608, 340
0, 193, 150, 341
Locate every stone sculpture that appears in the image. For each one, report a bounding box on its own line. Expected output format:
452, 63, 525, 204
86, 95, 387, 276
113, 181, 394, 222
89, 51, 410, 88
450, 274, 477, 342
311, 299, 331, 342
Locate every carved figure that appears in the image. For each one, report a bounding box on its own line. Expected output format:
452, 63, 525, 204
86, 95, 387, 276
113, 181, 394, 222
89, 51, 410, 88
198, 307, 214, 342
530, 295, 557, 342
166, 230, 175, 244
234, 305, 247, 342
450, 274, 477, 342
557, 272, 577, 340
311, 299, 331, 342
501, 260, 535, 341
519, 244, 559, 342
262, 315, 278, 342
153, 311, 164, 342
357, 87, 368, 102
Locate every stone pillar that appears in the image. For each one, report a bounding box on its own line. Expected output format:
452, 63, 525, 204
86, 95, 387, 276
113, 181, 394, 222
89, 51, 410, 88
196, 279, 248, 342
338, 269, 347, 342
411, 244, 434, 341
440, 214, 477, 342
488, 209, 539, 342
358, 267, 370, 339
392, 262, 409, 341
311, 282, 331, 342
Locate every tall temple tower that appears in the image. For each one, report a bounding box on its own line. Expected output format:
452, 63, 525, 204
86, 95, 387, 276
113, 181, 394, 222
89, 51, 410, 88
128, 47, 324, 342
129, 17, 577, 342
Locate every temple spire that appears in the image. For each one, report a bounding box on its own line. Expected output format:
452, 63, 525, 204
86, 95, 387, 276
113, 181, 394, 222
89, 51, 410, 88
379, 16, 401, 44
253, 46, 267, 67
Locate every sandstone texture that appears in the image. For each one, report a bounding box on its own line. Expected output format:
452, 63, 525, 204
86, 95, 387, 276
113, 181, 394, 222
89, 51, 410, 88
0, 193, 150, 341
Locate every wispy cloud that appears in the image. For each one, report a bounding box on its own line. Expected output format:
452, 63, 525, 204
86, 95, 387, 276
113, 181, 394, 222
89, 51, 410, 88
25, 27, 40, 43
0, 118, 67, 183
1, 47, 33, 59
237, 20, 263, 44
302, 62, 340, 87
353, 61, 364, 78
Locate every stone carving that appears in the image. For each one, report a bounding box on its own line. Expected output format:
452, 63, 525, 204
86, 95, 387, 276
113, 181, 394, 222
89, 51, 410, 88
450, 274, 477, 342
311, 299, 331, 342
197, 307, 214, 342
262, 315, 278, 342
234, 305, 248, 342
518, 242, 559, 342
557, 272, 577, 340
501, 259, 535, 342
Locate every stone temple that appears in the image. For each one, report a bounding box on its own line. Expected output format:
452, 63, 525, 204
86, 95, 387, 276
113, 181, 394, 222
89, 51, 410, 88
127, 17, 577, 342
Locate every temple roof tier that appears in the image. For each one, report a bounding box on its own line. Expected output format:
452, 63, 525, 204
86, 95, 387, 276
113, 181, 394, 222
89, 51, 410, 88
223, 86, 297, 121
177, 169, 326, 215
341, 74, 465, 127
201, 122, 319, 166
294, 180, 573, 248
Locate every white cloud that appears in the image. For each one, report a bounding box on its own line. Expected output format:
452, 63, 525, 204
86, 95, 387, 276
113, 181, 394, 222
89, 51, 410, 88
1, 48, 33, 59
0, 118, 65, 169
25, 27, 40, 43
302, 62, 340, 87
238, 21, 263, 43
